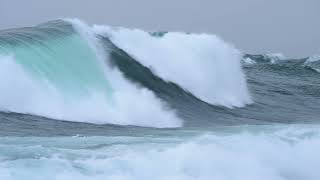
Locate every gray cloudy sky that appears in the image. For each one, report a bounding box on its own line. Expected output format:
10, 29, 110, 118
1, 0, 320, 57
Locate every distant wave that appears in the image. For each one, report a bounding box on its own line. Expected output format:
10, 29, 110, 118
243, 53, 320, 73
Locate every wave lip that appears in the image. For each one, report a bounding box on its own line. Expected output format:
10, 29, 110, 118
306, 54, 320, 63
96, 26, 253, 108
303, 54, 320, 73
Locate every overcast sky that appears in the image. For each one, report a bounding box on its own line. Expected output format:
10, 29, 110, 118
1, 0, 320, 57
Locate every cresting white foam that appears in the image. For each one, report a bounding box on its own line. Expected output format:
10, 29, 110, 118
0, 55, 60, 114
243, 57, 256, 65
265, 53, 287, 64
69, 19, 182, 127
95, 26, 252, 108
306, 54, 320, 63
0, 55, 181, 128
304, 54, 320, 73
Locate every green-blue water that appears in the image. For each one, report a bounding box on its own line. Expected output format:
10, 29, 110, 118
0, 24, 111, 98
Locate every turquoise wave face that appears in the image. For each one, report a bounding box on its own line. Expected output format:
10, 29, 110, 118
0, 23, 112, 99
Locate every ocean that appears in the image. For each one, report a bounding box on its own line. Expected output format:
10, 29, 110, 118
0, 19, 319, 180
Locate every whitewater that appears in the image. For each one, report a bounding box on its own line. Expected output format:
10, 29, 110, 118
0, 19, 319, 180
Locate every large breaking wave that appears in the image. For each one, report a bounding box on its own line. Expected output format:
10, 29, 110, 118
0, 19, 251, 128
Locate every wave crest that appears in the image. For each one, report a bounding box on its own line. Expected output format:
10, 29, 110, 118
95, 25, 252, 108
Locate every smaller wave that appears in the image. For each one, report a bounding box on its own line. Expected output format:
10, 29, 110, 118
304, 54, 320, 73
242, 57, 256, 65
312, 68, 320, 73
243, 53, 320, 80
265, 53, 286, 63
243, 53, 287, 64
305, 65, 320, 73
306, 54, 320, 63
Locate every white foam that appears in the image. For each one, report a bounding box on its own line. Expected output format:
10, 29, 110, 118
265, 53, 286, 63
95, 26, 252, 108
72, 20, 182, 128
1, 125, 320, 180
306, 54, 320, 63
0, 55, 181, 128
243, 57, 256, 65
304, 54, 320, 73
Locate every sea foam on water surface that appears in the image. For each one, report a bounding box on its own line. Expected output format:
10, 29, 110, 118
0, 125, 319, 180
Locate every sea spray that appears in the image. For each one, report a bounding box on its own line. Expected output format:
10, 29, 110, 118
95, 26, 252, 107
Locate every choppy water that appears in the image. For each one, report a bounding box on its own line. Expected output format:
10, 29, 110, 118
0, 19, 319, 180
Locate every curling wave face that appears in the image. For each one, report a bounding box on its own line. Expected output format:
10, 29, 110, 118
0, 20, 182, 128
